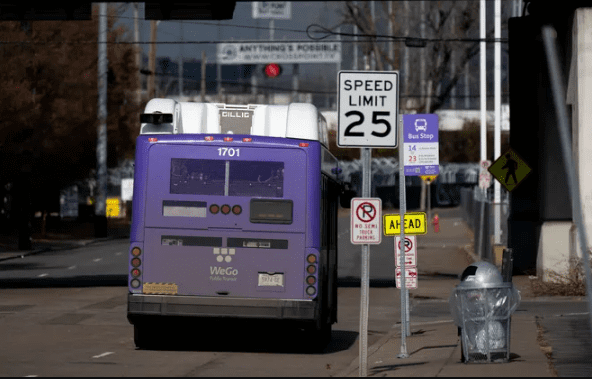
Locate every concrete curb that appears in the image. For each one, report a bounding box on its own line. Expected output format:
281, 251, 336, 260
336, 324, 401, 377
0, 235, 128, 262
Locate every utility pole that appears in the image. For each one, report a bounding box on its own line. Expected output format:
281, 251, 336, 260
353, 2, 358, 70
404, 0, 409, 109
420, 1, 426, 111
178, 21, 184, 98
201, 51, 207, 102
494, 0, 502, 246
450, 6, 456, 109
388, 1, 393, 71
134, 3, 141, 104
465, 63, 470, 109
148, 20, 157, 99
292, 64, 299, 103
251, 19, 259, 99
95, 2, 108, 237
479, 0, 487, 260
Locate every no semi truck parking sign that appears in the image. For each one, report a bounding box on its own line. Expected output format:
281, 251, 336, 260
338, 71, 399, 148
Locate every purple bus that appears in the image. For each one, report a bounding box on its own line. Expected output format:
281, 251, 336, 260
127, 100, 347, 350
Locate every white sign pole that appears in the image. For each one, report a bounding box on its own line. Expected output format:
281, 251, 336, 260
397, 115, 409, 358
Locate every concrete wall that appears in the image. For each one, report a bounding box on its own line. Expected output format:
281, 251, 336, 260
567, 8, 592, 261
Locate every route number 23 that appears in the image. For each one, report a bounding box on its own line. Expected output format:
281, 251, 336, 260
344, 111, 391, 138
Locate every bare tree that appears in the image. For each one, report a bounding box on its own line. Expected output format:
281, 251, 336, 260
340, 1, 505, 113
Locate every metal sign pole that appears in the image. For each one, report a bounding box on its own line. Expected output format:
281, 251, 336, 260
359, 147, 372, 377
359, 52, 372, 378
397, 115, 409, 358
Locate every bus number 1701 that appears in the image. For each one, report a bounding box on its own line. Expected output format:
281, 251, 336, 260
218, 147, 240, 157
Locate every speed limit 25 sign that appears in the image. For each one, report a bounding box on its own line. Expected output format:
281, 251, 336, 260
338, 70, 399, 148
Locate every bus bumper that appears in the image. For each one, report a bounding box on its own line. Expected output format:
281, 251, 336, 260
127, 294, 317, 322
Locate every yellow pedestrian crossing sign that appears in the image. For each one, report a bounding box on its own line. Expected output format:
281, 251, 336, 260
488, 148, 532, 192
420, 175, 437, 184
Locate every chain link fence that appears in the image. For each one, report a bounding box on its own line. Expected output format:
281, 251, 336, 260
339, 158, 479, 209
460, 186, 510, 262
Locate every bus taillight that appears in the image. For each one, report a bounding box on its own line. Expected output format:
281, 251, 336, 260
306, 265, 316, 274
232, 205, 242, 215
131, 258, 141, 268
306, 254, 316, 264
131, 268, 141, 277
242, 137, 252, 142
131, 247, 141, 257
130, 279, 141, 288
205, 136, 214, 141
299, 142, 309, 147
306, 276, 316, 285
306, 286, 316, 296
224, 137, 233, 142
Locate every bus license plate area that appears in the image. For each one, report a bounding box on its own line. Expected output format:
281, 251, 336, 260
258, 273, 284, 287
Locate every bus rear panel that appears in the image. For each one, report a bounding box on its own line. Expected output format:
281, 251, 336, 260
127, 134, 323, 322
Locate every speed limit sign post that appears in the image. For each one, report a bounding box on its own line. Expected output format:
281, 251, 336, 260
338, 70, 400, 376
337, 70, 399, 148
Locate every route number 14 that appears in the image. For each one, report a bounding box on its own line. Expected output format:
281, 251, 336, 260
408, 145, 417, 163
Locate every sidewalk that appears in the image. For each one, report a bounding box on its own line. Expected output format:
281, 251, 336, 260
0, 218, 130, 261
337, 212, 553, 377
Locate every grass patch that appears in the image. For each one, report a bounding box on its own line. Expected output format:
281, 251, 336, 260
529, 258, 588, 297
535, 316, 558, 377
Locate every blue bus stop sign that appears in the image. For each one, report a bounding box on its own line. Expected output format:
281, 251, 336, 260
403, 114, 439, 176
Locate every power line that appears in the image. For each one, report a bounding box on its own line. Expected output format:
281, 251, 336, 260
306, 24, 509, 44
110, 14, 311, 35
0, 36, 507, 46
150, 70, 510, 98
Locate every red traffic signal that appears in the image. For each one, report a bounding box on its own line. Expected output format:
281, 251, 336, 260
264, 63, 282, 78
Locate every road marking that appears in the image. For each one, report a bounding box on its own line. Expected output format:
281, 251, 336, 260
395, 319, 454, 327
67, 266, 76, 270
92, 352, 114, 359
93, 258, 102, 262
24, 375, 38, 377
115, 252, 123, 256
37, 273, 48, 278
554, 312, 589, 317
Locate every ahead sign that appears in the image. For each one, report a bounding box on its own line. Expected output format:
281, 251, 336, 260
338, 70, 399, 148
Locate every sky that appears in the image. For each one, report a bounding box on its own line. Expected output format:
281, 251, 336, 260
117, 2, 345, 77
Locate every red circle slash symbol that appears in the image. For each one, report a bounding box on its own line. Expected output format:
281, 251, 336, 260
356, 202, 376, 222
398, 238, 413, 252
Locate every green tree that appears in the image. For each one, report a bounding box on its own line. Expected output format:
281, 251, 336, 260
0, 4, 142, 244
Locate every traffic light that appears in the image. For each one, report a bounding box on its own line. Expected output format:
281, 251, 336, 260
263, 63, 282, 79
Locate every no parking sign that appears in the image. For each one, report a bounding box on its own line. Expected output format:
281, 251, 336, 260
395, 236, 417, 267
351, 198, 382, 245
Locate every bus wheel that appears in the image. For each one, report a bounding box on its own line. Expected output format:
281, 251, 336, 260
302, 322, 331, 353
134, 323, 157, 350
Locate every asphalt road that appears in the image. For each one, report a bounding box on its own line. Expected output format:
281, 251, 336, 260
1, 208, 591, 376
0, 238, 408, 376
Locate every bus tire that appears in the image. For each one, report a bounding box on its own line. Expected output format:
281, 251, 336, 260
303, 322, 331, 353
134, 323, 156, 350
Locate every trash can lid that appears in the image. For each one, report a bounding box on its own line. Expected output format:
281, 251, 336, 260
459, 261, 504, 287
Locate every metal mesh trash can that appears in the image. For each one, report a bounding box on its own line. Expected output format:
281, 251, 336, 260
449, 262, 521, 363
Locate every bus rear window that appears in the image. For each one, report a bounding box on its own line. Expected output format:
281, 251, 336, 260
229, 161, 283, 197
169, 158, 284, 197
170, 158, 226, 195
